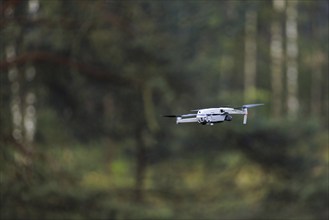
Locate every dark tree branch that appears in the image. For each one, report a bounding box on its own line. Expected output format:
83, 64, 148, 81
0, 51, 140, 87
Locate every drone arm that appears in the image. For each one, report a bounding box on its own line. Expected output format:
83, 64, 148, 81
176, 117, 198, 124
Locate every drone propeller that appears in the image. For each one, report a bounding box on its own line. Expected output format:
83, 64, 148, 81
162, 113, 197, 118
162, 115, 179, 118
242, 103, 264, 109
233, 103, 263, 109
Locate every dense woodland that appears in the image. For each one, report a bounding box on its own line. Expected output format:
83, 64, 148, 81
1, 0, 328, 219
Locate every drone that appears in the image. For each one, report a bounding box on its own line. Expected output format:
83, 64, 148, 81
163, 104, 264, 125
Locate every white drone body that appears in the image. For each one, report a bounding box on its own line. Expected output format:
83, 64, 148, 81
163, 104, 264, 125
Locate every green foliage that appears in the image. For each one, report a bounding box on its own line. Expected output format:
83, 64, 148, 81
1, 121, 327, 219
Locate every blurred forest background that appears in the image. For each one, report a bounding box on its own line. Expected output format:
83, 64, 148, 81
1, 0, 328, 219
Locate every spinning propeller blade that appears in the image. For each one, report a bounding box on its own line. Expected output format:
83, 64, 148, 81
162, 113, 197, 118
162, 115, 179, 118
242, 103, 264, 108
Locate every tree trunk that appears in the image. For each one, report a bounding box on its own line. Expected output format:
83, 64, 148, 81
23, 0, 39, 145
271, 0, 285, 117
23, 65, 37, 144
285, 0, 299, 118
310, 11, 325, 118
5, 0, 39, 164
244, 9, 257, 102
142, 84, 159, 133
134, 129, 147, 202
6, 3, 23, 143
310, 51, 323, 116
7, 45, 23, 143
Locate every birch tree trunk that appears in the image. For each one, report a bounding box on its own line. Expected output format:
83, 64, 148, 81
6, 0, 39, 147
23, 0, 39, 144
7, 46, 23, 143
271, 0, 285, 117
6, 4, 23, 143
285, 0, 299, 118
244, 9, 257, 102
24, 66, 37, 144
